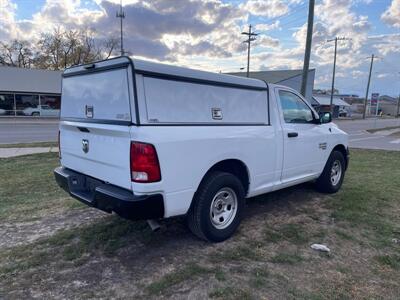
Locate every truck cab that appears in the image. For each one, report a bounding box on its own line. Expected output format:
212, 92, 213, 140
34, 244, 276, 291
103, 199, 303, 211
54, 57, 349, 242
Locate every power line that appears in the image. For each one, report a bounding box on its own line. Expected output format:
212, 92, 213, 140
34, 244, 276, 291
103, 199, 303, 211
264, 2, 308, 25
241, 25, 258, 77
278, 16, 309, 28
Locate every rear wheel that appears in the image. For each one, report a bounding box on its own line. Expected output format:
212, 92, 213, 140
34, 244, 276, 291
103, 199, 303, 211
187, 171, 245, 242
316, 150, 346, 193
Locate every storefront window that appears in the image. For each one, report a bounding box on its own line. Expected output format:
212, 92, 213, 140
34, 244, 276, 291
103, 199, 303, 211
0, 93, 61, 117
40, 95, 61, 109
39, 95, 61, 117
0, 94, 14, 116
15, 94, 39, 116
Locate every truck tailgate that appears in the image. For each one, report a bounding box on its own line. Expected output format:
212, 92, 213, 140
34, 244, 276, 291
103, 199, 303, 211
60, 121, 132, 190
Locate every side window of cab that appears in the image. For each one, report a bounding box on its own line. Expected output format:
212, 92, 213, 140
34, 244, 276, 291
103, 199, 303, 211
278, 90, 314, 124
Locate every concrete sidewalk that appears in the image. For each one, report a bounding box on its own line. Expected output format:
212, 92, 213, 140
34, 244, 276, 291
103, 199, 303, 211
0, 147, 58, 158
0, 117, 59, 124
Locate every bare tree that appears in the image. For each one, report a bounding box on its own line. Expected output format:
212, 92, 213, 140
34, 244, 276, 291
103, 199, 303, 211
0, 28, 120, 70
0, 40, 34, 68
36, 28, 120, 70
102, 37, 119, 60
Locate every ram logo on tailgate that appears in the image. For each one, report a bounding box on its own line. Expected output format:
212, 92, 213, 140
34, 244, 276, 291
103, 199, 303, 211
82, 139, 89, 153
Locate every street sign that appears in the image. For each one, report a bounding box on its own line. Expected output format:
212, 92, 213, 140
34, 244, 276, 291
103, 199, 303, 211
371, 93, 379, 106
371, 93, 380, 115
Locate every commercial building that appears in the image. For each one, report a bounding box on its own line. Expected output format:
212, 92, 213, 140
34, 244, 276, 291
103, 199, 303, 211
228, 69, 315, 102
312, 95, 351, 117
0, 66, 62, 117
377, 95, 399, 116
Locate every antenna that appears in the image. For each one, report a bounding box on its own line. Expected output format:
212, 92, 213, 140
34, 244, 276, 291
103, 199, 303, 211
116, 0, 125, 56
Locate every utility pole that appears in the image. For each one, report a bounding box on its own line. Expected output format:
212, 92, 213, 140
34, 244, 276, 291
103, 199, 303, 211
116, 0, 125, 56
363, 54, 376, 119
397, 73, 400, 118
397, 94, 400, 118
327, 37, 349, 113
300, 0, 315, 98
242, 25, 258, 77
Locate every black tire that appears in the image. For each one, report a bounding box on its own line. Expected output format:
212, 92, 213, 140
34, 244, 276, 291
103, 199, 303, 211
316, 150, 346, 193
187, 171, 245, 242
32, 112, 40, 116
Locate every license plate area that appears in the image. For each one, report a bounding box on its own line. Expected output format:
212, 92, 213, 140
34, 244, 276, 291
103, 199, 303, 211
68, 173, 103, 204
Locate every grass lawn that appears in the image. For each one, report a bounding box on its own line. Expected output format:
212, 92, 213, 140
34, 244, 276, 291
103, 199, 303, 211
0, 153, 77, 222
0, 149, 399, 299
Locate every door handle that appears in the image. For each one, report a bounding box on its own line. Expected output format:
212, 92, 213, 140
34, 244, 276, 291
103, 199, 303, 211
288, 132, 298, 138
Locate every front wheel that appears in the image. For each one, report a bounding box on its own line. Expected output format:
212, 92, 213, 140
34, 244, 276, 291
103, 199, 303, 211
316, 150, 346, 193
187, 171, 245, 242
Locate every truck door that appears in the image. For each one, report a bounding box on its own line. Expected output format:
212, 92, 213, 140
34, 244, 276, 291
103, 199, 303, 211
276, 88, 327, 183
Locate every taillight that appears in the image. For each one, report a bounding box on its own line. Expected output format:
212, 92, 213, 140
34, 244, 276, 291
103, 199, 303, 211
58, 130, 61, 159
130, 142, 161, 183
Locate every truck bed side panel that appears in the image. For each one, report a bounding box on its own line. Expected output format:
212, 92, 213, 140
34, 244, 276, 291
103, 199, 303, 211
130, 125, 278, 217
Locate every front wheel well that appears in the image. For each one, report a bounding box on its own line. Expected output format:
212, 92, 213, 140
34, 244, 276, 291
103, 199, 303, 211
332, 144, 348, 170
199, 159, 250, 196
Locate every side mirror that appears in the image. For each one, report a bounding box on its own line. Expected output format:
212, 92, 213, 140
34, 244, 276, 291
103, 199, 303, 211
319, 112, 332, 124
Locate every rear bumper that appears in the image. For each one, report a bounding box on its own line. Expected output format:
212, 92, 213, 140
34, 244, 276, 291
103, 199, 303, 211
54, 167, 164, 220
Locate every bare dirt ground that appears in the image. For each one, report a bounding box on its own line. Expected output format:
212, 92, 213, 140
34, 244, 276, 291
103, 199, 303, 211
1, 150, 399, 299
0, 209, 105, 249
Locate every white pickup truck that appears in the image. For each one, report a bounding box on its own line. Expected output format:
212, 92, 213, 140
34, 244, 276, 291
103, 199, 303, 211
54, 56, 349, 242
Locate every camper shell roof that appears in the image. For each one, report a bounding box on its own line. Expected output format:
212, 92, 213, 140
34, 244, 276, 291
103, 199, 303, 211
63, 56, 268, 91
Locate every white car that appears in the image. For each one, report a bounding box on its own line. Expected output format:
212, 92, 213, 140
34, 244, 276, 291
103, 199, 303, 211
339, 108, 348, 117
54, 57, 349, 242
23, 105, 59, 117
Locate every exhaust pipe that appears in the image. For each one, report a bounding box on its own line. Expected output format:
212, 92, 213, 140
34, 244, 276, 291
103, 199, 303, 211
147, 219, 161, 232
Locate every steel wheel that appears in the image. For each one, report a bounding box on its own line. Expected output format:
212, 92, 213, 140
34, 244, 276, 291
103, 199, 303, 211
209, 187, 238, 230
330, 160, 342, 186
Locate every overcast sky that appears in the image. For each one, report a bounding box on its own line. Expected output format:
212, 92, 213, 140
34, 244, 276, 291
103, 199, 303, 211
1, 0, 399, 96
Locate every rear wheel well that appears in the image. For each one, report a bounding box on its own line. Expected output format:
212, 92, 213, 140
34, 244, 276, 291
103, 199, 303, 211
332, 144, 348, 169
199, 159, 250, 195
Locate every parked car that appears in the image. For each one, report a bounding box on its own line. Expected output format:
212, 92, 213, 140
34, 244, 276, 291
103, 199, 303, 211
54, 57, 349, 242
23, 105, 59, 117
338, 108, 348, 117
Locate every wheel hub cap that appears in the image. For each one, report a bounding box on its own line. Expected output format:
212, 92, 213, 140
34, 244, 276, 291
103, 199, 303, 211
209, 187, 238, 230
330, 160, 342, 186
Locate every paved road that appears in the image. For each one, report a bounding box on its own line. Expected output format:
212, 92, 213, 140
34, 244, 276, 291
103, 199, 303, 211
335, 118, 400, 151
0, 118, 59, 144
1, 117, 399, 151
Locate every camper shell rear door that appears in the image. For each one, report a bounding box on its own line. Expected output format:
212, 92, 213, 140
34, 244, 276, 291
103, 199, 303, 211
59, 57, 136, 190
